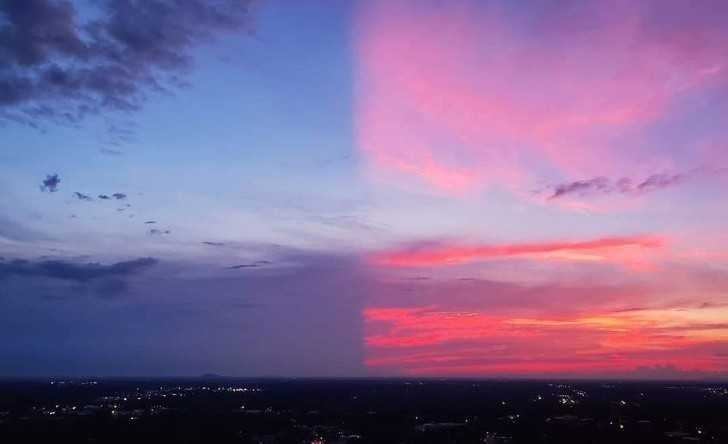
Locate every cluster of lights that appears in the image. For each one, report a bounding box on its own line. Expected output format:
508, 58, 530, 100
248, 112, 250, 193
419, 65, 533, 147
557, 395, 577, 406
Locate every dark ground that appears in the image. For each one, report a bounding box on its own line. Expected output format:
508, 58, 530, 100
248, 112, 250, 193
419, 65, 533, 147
0, 378, 726, 443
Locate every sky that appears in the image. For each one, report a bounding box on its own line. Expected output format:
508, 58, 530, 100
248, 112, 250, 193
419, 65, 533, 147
1, 0, 728, 379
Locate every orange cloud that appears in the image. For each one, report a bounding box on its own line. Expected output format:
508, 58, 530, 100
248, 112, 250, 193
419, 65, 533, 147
363, 304, 728, 376
372, 234, 663, 267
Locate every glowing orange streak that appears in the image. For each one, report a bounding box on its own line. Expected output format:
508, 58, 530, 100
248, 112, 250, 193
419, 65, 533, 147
363, 305, 728, 375
373, 235, 663, 266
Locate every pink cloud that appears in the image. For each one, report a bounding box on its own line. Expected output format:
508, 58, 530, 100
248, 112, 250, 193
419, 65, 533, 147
372, 234, 663, 267
361, 254, 728, 377
354, 0, 728, 195
363, 304, 728, 376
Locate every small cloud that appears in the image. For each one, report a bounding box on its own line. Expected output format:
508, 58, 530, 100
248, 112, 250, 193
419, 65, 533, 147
98, 194, 111, 200
549, 177, 610, 200
227, 260, 271, 269
202, 241, 225, 247
374, 234, 663, 267
149, 229, 171, 236
636, 173, 684, 193
545, 172, 687, 200
100, 148, 123, 156
40, 174, 60, 192
144, 221, 157, 224
228, 264, 258, 269
73, 192, 92, 201
112, 193, 127, 200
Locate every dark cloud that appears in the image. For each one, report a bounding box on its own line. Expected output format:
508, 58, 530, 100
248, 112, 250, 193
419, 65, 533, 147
228, 260, 271, 269
0, 256, 157, 300
40, 173, 60, 192
0, 0, 254, 126
0, 257, 157, 282
545, 172, 687, 200
636, 173, 684, 193
149, 228, 170, 235
98, 194, 110, 199
549, 177, 610, 200
202, 241, 225, 247
144, 220, 157, 224
73, 191, 92, 201
112, 192, 127, 200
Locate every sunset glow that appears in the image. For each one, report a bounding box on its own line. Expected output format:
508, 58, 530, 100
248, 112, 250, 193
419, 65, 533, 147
2, 0, 728, 380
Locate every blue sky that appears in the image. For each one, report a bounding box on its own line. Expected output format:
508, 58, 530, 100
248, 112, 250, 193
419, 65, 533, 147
2, 0, 365, 256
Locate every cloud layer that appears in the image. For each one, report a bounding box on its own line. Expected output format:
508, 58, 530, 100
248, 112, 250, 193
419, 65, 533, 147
362, 267, 728, 378
0, 257, 157, 282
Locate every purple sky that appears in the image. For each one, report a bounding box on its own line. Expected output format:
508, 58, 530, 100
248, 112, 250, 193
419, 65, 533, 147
1, 0, 728, 379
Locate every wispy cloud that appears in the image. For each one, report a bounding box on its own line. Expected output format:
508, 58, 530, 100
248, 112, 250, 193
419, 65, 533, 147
373, 235, 663, 267
100, 148, 123, 156
0, 216, 49, 242
545, 173, 686, 200
354, 0, 728, 194
228, 260, 271, 269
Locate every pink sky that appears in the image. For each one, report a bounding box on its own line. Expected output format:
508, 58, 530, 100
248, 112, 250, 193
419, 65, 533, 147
354, 0, 728, 378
